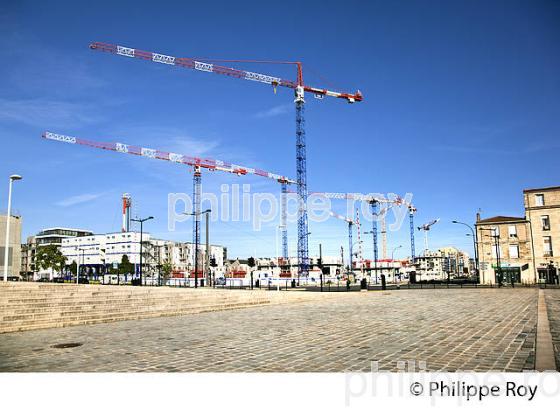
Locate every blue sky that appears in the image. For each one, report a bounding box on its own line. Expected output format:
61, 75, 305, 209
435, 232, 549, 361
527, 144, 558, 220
1, 0, 559, 259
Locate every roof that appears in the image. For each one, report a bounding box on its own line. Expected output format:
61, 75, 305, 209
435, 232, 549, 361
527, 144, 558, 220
523, 185, 560, 193
476, 216, 527, 224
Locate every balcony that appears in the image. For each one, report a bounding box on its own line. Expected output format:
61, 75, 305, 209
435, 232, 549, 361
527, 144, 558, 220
543, 251, 554, 257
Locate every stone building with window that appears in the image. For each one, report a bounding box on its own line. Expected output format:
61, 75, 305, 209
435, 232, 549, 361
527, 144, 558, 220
475, 185, 560, 285
475, 216, 535, 285
524, 186, 560, 283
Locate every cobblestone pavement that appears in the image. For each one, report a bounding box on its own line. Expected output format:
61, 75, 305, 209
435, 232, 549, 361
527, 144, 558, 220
545, 289, 560, 370
0, 288, 541, 372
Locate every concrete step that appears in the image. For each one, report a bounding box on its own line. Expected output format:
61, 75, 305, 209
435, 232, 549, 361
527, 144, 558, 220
0, 282, 331, 333
1, 300, 273, 333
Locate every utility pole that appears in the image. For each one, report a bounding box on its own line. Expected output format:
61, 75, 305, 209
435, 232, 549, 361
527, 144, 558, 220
131, 216, 153, 286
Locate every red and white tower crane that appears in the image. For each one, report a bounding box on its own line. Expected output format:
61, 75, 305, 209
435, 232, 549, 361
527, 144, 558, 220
42, 131, 295, 285
88, 41, 362, 278
418, 218, 440, 256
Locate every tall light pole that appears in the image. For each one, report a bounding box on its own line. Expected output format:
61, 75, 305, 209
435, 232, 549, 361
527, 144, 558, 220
363, 231, 377, 283
480, 227, 502, 286
452, 220, 479, 279
184, 209, 210, 288
204, 209, 211, 286
391, 245, 402, 283
75, 246, 86, 284
131, 216, 153, 286
3, 174, 22, 282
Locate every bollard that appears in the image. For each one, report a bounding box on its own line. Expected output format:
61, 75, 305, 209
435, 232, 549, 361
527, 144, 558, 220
360, 278, 367, 290
381, 274, 386, 291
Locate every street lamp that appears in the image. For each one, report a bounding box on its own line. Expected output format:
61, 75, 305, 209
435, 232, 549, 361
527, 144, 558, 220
479, 227, 502, 286
75, 246, 86, 284
363, 231, 377, 283
131, 216, 154, 286
184, 209, 211, 288
391, 245, 402, 283
3, 174, 22, 282
451, 220, 479, 279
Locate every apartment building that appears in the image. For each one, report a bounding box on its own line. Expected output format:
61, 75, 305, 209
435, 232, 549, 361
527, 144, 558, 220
21, 227, 93, 279
524, 186, 560, 283
475, 216, 535, 285
475, 185, 560, 285
60, 231, 226, 280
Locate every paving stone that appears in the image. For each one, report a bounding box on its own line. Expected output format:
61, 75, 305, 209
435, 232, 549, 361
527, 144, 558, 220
0, 288, 548, 372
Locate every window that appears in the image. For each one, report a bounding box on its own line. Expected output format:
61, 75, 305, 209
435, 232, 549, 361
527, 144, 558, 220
508, 225, 517, 238
491, 227, 500, 237
541, 215, 550, 231
535, 194, 545, 207
509, 245, 519, 259
544, 236, 553, 257
491, 244, 502, 259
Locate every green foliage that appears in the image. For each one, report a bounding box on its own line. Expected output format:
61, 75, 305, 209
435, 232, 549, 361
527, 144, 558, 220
161, 262, 173, 281
118, 254, 134, 275
36, 245, 66, 275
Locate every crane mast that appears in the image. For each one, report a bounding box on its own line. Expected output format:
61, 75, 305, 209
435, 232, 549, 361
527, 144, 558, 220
408, 205, 417, 263
329, 211, 358, 278
89, 41, 362, 280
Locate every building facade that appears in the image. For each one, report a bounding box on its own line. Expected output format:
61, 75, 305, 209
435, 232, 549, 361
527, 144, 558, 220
0, 214, 22, 278
524, 186, 560, 283
476, 216, 535, 285
21, 227, 93, 280
60, 231, 226, 282
475, 185, 560, 285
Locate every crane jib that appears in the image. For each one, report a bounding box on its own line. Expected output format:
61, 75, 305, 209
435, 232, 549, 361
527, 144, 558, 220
90, 42, 361, 101
42, 131, 295, 184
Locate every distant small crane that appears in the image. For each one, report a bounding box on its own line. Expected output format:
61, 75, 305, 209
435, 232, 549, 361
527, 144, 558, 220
329, 211, 359, 276
417, 218, 440, 256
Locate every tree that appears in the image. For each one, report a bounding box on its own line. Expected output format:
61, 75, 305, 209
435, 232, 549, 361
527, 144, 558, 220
119, 255, 134, 278
69, 261, 77, 276
36, 245, 66, 280
161, 262, 173, 284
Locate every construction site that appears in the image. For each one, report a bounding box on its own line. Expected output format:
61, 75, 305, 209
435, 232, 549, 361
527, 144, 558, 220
23, 40, 478, 290
1, 4, 559, 409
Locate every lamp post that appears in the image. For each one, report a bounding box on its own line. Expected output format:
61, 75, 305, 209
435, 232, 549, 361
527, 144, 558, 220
391, 245, 402, 283
3, 174, 22, 282
480, 227, 502, 286
452, 220, 479, 280
131, 216, 153, 286
184, 209, 211, 288
363, 231, 377, 283
75, 246, 86, 284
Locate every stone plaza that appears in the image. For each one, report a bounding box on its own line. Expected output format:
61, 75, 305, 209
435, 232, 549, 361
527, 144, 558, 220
1, 287, 558, 372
